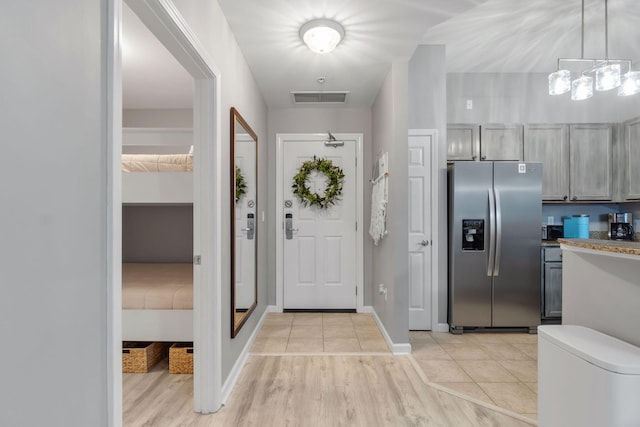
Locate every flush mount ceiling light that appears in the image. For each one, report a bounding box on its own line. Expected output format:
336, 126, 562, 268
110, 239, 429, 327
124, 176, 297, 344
548, 0, 639, 100
300, 19, 345, 54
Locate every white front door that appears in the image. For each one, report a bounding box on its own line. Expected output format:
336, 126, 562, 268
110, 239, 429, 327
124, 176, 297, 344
234, 135, 256, 310
282, 138, 357, 309
408, 132, 433, 329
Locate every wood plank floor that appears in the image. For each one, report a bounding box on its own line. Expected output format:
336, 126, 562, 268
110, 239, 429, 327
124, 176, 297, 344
124, 355, 535, 426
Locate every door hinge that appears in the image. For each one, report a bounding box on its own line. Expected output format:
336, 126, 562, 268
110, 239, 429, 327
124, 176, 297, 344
355, 222, 358, 231
193, 255, 201, 265
356, 287, 358, 296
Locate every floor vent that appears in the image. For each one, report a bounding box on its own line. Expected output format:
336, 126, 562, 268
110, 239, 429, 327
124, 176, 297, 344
291, 91, 349, 104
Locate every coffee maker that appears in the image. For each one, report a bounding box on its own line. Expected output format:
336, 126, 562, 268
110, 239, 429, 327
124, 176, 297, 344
609, 213, 634, 240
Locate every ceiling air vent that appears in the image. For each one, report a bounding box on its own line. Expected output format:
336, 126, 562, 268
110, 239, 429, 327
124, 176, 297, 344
291, 91, 349, 104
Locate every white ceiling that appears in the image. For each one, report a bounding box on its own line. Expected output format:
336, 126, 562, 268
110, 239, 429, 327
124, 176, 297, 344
122, 0, 640, 110
122, 4, 192, 109
422, 0, 640, 73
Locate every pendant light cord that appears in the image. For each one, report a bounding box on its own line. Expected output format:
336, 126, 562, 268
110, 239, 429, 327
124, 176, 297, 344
581, 0, 585, 59
604, 0, 609, 60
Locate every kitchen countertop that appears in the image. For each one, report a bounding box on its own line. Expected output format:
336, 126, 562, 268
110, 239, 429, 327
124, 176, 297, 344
541, 241, 561, 247
558, 238, 640, 256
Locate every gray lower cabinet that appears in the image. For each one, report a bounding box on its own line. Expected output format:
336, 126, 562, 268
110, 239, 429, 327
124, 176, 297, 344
480, 124, 523, 161
542, 247, 562, 319
447, 124, 480, 161
569, 124, 614, 201
524, 124, 570, 201
622, 117, 640, 200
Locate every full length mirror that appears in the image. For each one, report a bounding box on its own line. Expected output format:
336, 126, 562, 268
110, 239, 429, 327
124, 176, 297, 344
231, 107, 258, 337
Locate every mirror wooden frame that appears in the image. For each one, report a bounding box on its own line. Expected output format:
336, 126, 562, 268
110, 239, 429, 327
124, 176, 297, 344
230, 107, 258, 338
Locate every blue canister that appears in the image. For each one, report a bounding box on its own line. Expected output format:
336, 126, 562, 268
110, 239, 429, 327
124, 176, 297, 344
563, 215, 590, 238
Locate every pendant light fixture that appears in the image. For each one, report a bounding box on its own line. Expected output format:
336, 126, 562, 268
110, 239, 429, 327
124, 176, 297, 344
300, 19, 345, 54
548, 0, 639, 100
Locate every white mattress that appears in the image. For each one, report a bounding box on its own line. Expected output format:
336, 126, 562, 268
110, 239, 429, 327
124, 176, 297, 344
122, 154, 193, 172
122, 263, 193, 310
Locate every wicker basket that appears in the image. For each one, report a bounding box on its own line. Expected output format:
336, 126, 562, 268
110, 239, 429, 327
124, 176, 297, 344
169, 342, 193, 374
122, 342, 165, 373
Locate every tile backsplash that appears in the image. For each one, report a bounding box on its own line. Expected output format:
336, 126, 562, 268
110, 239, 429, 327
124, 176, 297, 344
543, 202, 640, 242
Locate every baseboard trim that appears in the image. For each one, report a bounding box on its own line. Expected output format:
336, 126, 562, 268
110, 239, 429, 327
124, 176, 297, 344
221, 307, 270, 403
267, 305, 280, 313
370, 308, 412, 355
432, 322, 449, 333
359, 306, 373, 314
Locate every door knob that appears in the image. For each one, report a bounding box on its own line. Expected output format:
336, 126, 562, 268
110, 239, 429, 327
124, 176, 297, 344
419, 240, 429, 246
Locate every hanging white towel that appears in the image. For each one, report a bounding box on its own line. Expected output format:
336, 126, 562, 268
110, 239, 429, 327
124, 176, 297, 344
369, 152, 388, 245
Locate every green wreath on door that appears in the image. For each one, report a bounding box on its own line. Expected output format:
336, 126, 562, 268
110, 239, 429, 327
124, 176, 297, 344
292, 157, 344, 209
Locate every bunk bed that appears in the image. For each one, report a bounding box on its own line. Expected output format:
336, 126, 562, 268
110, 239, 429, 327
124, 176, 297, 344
122, 263, 193, 341
121, 128, 193, 204
121, 127, 194, 342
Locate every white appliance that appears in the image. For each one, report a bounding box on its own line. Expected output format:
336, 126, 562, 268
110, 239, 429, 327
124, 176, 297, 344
539, 325, 640, 427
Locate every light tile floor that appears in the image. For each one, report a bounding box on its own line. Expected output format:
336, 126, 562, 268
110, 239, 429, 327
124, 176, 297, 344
252, 314, 538, 422
251, 312, 391, 354
411, 331, 538, 422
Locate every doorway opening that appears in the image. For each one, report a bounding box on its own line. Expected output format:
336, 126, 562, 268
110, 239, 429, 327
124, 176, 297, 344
108, 0, 223, 420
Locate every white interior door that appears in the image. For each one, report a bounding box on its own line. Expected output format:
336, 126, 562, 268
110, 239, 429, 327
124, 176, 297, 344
408, 133, 433, 330
234, 135, 256, 310
282, 139, 357, 309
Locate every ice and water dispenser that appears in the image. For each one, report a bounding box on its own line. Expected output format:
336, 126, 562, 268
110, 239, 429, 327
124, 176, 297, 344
462, 219, 484, 251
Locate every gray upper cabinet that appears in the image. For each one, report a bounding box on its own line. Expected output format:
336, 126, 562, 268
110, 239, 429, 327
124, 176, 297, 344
524, 124, 570, 201
480, 124, 523, 161
622, 117, 640, 200
447, 124, 479, 161
569, 124, 614, 201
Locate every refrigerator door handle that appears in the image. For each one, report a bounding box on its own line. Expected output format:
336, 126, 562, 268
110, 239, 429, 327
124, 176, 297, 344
487, 188, 496, 277
494, 189, 502, 276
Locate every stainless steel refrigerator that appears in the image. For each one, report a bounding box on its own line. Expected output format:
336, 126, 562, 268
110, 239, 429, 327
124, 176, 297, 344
448, 161, 542, 333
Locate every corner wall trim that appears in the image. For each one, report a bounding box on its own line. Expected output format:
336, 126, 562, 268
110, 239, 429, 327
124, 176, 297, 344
370, 309, 412, 355
433, 323, 450, 333
221, 307, 270, 403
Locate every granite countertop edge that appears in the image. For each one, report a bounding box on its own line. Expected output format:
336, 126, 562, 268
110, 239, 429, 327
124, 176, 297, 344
558, 238, 640, 256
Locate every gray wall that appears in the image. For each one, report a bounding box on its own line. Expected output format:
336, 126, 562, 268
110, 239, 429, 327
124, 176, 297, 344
371, 62, 410, 344
123, 108, 193, 127
409, 45, 449, 326
174, 0, 269, 383
267, 108, 373, 306
122, 205, 193, 262
448, 72, 640, 124
1, 1, 109, 425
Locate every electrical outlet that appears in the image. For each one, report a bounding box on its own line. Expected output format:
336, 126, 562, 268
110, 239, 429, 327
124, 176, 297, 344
466, 99, 473, 109
378, 284, 388, 301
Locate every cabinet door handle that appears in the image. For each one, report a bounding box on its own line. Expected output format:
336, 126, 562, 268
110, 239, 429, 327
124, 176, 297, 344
481, 155, 486, 160
472, 155, 477, 160
563, 195, 568, 201
572, 196, 577, 201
